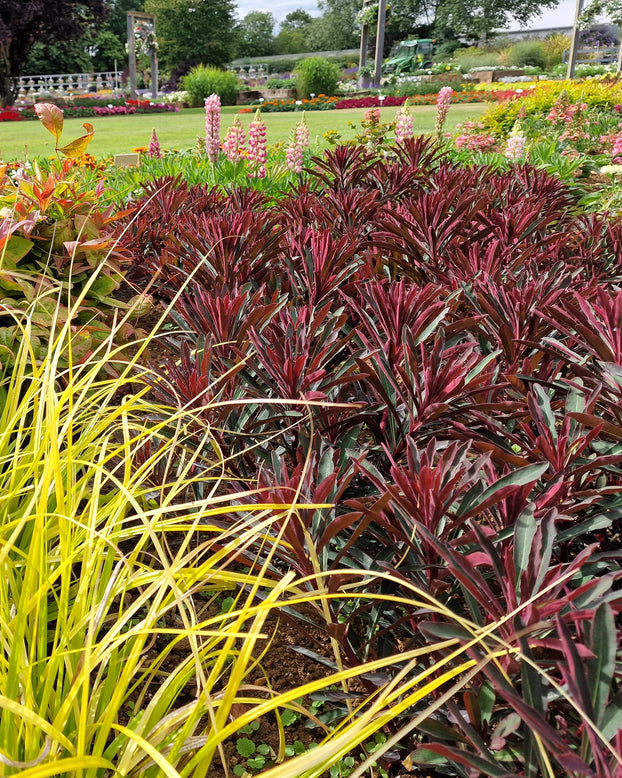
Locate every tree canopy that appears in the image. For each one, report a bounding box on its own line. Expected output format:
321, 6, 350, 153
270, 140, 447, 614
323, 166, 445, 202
144, 0, 238, 70
0, 0, 106, 105
235, 11, 277, 58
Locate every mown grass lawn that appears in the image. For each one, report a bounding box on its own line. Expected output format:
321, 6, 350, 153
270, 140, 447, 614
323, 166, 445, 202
0, 103, 488, 160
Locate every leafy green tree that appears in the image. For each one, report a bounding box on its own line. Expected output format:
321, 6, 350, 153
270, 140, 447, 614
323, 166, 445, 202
23, 38, 93, 75
274, 9, 314, 53
90, 29, 128, 72
433, 0, 558, 43
104, 0, 145, 40
144, 0, 238, 70
87, 0, 146, 73
235, 11, 276, 58
306, 0, 362, 51
0, 0, 106, 105
282, 9, 315, 30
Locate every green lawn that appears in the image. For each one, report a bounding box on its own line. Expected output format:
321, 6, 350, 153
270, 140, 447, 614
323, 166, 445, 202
0, 103, 488, 161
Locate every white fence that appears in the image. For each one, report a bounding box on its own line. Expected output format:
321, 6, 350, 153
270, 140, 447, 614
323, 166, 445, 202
16, 71, 123, 102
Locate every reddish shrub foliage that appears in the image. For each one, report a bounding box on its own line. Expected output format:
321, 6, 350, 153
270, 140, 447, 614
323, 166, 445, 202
117, 138, 622, 778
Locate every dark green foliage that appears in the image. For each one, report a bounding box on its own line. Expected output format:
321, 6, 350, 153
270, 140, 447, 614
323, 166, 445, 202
182, 65, 239, 105
508, 39, 547, 68
235, 11, 277, 58
0, 0, 106, 106
144, 0, 238, 70
294, 56, 341, 98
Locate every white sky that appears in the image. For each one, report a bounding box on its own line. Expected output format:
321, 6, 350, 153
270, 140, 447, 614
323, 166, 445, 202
234, 0, 582, 28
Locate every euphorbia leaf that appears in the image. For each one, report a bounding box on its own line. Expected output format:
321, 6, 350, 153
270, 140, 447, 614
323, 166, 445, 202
409, 743, 509, 776
457, 463, 549, 518
513, 505, 536, 595
601, 691, 622, 740
34, 102, 64, 142
588, 603, 616, 726
57, 123, 95, 158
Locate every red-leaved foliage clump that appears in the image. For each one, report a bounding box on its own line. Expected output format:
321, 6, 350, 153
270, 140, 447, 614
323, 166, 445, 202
117, 137, 622, 778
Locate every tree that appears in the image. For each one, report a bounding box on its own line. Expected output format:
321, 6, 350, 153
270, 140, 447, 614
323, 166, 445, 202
90, 29, 128, 72
144, 0, 238, 70
0, 0, 106, 106
281, 9, 314, 31
432, 0, 558, 43
235, 11, 276, 58
274, 10, 314, 54
23, 38, 93, 76
306, 0, 362, 51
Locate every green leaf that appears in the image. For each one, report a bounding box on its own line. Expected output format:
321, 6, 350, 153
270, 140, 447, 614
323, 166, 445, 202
556, 516, 612, 543
0, 270, 26, 293
588, 603, 616, 725
513, 505, 536, 595
280, 708, 299, 726
1, 235, 33, 268
532, 384, 556, 441
478, 681, 495, 725
236, 738, 256, 757
256, 744, 270, 755
407, 748, 448, 766
246, 757, 266, 769
89, 274, 119, 300
457, 463, 549, 517
601, 691, 622, 740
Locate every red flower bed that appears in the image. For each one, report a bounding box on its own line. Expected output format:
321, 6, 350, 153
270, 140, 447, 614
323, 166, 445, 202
487, 87, 537, 102
0, 109, 23, 122
0, 101, 178, 122
334, 92, 486, 109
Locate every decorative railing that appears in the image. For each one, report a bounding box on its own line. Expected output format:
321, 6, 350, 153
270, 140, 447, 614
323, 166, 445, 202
15, 71, 124, 102
228, 64, 269, 83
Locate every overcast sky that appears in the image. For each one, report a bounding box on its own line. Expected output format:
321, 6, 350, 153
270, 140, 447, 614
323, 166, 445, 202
234, 0, 580, 30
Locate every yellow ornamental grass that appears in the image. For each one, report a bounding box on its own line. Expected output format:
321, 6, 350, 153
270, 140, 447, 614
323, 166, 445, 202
0, 284, 530, 778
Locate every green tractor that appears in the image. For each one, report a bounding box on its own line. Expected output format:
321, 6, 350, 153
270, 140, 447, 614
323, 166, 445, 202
384, 39, 435, 74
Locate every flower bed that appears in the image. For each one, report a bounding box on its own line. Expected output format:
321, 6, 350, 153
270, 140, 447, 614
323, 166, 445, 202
334, 92, 486, 109
2, 100, 622, 776
251, 95, 339, 112
0, 99, 179, 121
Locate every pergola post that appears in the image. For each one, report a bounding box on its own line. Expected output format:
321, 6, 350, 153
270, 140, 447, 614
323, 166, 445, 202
567, 0, 585, 79
373, 0, 387, 88
127, 11, 158, 99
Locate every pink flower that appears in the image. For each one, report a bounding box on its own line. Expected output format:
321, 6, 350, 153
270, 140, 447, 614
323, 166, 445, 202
435, 86, 453, 136
204, 93, 221, 163
296, 112, 310, 148
394, 99, 414, 144
286, 129, 303, 173
148, 127, 162, 158
455, 132, 497, 152
222, 116, 246, 161
505, 124, 526, 162
248, 109, 267, 178
286, 113, 309, 173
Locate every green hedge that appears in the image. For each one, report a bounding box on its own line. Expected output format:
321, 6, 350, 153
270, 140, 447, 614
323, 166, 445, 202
181, 65, 239, 106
